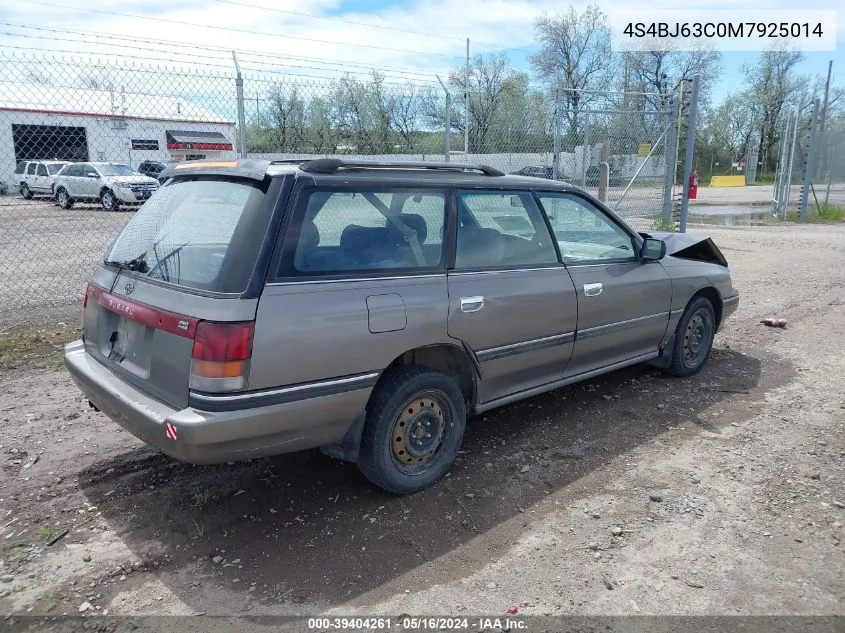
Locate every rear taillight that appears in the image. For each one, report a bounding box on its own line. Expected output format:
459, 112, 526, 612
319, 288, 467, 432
190, 321, 255, 393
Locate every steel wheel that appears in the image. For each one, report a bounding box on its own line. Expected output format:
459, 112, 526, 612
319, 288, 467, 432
21, 184, 32, 200
682, 308, 713, 369
390, 391, 448, 474
358, 365, 466, 494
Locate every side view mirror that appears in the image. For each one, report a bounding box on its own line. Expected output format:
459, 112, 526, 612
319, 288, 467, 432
640, 237, 666, 261
87, 172, 98, 178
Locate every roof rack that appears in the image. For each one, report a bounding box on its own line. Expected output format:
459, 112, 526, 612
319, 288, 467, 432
298, 158, 505, 177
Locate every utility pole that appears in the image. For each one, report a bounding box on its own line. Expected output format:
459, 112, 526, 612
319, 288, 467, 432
464, 38, 470, 155
437, 75, 451, 162
679, 74, 700, 233
799, 98, 821, 222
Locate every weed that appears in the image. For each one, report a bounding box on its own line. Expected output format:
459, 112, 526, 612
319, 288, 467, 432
193, 520, 205, 539
36, 523, 55, 542
190, 485, 212, 509
651, 216, 676, 232
45, 352, 66, 371
10, 583, 25, 593
785, 202, 845, 223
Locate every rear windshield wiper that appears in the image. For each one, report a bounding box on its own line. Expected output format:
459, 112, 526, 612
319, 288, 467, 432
103, 255, 149, 274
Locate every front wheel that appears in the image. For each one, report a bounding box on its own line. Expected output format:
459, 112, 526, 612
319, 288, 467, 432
358, 366, 466, 494
56, 188, 73, 210
101, 189, 120, 212
664, 296, 716, 377
21, 184, 32, 200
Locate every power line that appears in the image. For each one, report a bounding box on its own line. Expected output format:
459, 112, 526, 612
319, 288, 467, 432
33, 2, 466, 60
1, 23, 450, 79
208, 0, 506, 48
0, 31, 440, 83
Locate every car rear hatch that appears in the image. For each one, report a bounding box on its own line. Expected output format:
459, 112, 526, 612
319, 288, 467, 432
81, 165, 287, 409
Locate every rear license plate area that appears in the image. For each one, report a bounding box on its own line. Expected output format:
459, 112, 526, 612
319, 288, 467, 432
102, 314, 152, 377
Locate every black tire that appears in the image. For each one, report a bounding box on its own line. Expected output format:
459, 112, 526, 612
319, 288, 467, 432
100, 189, 120, 212
21, 184, 33, 200
56, 187, 73, 210
358, 365, 466, 494
664, 296, 717, 377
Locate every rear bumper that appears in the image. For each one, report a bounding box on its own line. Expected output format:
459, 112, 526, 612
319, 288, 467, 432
64, 340, 370, 464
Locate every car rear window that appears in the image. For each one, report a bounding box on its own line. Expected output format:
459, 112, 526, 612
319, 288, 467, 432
105, 178, 272, 293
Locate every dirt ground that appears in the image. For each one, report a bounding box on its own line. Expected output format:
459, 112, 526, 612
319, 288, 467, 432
0, 223, 842, 624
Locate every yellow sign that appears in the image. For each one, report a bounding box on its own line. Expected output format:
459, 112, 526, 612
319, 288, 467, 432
711, 175, 745, 187
638, 144, 651, 157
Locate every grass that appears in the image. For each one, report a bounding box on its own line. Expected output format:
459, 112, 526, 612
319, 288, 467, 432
193, 520, 206, 539
0, 324, 77, 371
35, 523, 55, 542
651, 216, 677, 232
785, 202, 845, 223
10, 583, 26, 594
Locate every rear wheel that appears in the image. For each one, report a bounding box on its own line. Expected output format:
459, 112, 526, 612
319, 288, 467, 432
56, 187, 73, 210
20, 184, 32, 200
664, 296, 716, 377
101, 189, 120, 212
358, 365, 466, 494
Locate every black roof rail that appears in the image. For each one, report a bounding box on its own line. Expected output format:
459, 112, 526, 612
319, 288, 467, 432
299, 158, 505, 177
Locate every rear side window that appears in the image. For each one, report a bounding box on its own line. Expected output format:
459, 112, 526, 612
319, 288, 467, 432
278, 188, 446, 277
47, 164, 65, 174
26, 163, 36, 175
15, 161, 27, 175
105, 179, 272, 293
37, 164, 48, 177
456, 190, 558, 269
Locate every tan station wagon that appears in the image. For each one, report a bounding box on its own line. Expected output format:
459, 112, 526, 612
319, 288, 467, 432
65, 159, 739, 494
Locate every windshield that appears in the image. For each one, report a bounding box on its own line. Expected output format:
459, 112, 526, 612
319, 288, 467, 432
97, 164, 136, 177
47, 163, 67, 174
105, 179, 270, 293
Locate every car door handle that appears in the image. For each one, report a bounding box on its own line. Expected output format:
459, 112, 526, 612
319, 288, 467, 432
460, 296, 485, 313
583, 283, 603, 297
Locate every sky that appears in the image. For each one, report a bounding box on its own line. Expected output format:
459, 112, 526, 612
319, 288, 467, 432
0, 0, 841, 106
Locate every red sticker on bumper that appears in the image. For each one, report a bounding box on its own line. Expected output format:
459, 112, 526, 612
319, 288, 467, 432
165, 423, 178, 441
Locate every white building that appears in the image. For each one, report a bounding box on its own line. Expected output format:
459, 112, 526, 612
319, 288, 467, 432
1, 83, 236, 177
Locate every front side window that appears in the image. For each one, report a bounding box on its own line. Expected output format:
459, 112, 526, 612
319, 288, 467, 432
37, 164, 48, 177
281, 188, 447, 276
26, 163, 36, 175
455, 190, 558, 269
78, 164, 95, 177
47, 163, 66, 175
15, 161, 26, 175
536, 192, 636, 263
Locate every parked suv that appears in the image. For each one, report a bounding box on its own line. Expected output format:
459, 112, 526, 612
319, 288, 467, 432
137, 160, 178, 183
53, 162, 159, 211
65, 158, 738, 494
14, 160, 70, 199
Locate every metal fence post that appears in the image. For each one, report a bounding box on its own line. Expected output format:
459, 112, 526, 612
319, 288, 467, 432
581, 110, 590, 187
824, 140, 836, 206
552, 98, 561, 179
678, 74, 700, 233
437, 75, 451, 162
232, 51, 247, 159
662, 96, 679, 228
799, 98, 820, 222
783, 110, 799, 216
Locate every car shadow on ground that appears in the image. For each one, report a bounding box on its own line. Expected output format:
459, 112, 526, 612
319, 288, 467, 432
77, 347, 774, 610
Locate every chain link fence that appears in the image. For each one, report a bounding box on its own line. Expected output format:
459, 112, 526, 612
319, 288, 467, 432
0, 50, 680, 329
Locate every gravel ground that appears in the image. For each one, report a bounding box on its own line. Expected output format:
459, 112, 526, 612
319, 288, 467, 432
0, 223, 842, 622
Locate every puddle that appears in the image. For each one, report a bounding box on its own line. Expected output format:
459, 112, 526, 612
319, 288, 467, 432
687, 205, 778, 226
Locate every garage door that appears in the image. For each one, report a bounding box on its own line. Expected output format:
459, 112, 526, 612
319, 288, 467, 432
12, 125, 89, 162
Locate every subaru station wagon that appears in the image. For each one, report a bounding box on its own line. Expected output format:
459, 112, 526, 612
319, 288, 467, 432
65, 159, 739, 494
